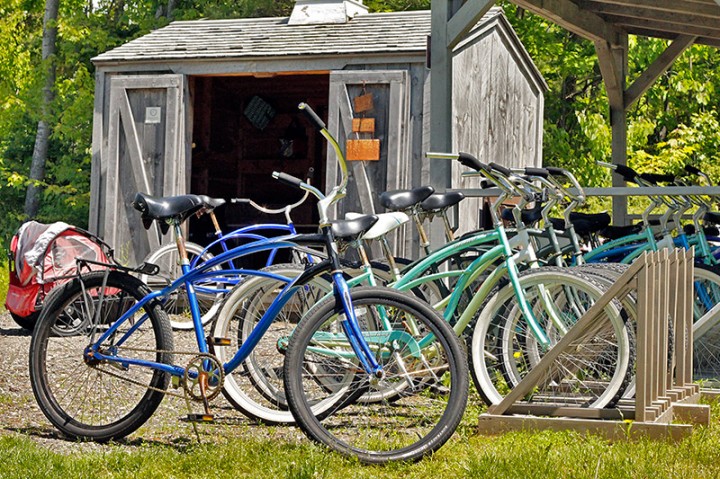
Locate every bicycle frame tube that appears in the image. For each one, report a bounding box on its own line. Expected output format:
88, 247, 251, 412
583, 230, 654, 263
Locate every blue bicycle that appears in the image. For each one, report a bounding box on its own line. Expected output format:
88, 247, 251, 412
28, 103, 469, 464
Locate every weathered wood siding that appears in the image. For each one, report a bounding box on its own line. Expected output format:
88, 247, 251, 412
91, 74, 188, 263
452, 24, 545, 236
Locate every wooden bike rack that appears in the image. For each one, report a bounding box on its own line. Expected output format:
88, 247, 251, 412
478, 249, 710, 441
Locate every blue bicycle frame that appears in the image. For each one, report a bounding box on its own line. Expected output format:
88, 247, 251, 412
86, 230, 383, 381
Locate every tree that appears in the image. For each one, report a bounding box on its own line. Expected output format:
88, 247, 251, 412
24, 0, 59, 219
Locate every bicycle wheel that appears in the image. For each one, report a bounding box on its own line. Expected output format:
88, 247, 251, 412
29, 270, 174, 441
141, 242, 222, 330
469, 269, 632, 408
284, 287, 469, 464
691, 264, 720, 386
212, 265, 331, 424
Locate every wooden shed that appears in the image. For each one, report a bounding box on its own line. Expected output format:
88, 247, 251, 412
90, 1, 546, 263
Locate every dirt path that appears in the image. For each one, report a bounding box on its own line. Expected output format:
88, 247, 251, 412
0, 311, 305, 454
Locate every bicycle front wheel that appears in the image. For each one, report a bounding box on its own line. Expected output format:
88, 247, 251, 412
283, 287, 468, 464
29, 271, 174, 441
212, 265, 331, 424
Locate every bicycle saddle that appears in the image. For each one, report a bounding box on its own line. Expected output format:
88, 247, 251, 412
500, 203, 543, 225
379, 186, 435, 211
420, 191, 465, 212
549, 212, 611, 236
346, 212, 410, 240
330, 215, 379, 241
598, 223, 642, 240
133, 192, 215, 232
197, 195, 226, 210
683, 223, 720, 237
704, 211, 720, 226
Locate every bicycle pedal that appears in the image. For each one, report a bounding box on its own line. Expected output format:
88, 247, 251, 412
184, 414, 215, 423
208, 337, 232, 347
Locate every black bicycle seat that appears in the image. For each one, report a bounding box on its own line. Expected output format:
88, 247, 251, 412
379, 186, 435, 211
501, 203, 543, 225
704, 211, 720, 226
133, 192, 210, 231
549, 212, 611, 235
331, 215, 379, 241
420, 191, 465, 212
197, 195, 226, 210
598, 223, 642, 240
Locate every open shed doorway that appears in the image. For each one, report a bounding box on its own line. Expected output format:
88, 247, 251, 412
188, 73, 330, 250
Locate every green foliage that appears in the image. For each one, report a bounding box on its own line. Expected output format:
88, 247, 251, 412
501, 2, 720, 196
2, 0, 720, 247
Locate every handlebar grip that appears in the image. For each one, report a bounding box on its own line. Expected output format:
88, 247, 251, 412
298, 102, 326, 130
613, 164, 639, 182
546, 166, 566, 176
685, 164, 704, 175
272, 171, 305, 189
524, 167, 549, 178
456, 152, 487, 172
489, 162, 513, 177
640, 172, 675, 184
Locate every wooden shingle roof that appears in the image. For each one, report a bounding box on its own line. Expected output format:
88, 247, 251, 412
92, 10, 445, 64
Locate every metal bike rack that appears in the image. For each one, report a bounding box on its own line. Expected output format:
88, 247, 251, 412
478, 249, 710, 441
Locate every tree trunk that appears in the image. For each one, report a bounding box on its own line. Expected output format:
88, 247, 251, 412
24, 0, 59, 219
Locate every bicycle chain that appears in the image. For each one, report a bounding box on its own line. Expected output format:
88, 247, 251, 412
90, 347, 222, 402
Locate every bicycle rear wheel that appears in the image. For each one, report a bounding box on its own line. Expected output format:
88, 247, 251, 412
283, 287, 468, 464
29, 271, 174, 441
141, 242, 222, 330
470, 269, 632, 408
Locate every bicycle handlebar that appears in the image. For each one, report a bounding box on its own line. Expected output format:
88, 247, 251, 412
298, 102, 326, 130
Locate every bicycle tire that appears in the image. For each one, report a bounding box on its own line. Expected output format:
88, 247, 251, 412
469, 268, 632, 409
691, 263, 720, 386
141, 241, 222, 330
283, 286, 469, 464
29, 270, 174, 441
212, 264, 332, 424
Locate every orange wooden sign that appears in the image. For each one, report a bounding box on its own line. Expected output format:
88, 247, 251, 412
346, 139, 380, 161
352, 118, 375, 134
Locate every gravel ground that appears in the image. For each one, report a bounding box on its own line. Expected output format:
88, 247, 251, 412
0, 311, 305, 454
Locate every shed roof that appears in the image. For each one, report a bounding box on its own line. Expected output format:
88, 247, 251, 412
92, 8, 521, 65
92, 10, 435, 64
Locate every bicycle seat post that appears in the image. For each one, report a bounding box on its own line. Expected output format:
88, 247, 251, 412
208, 210, 223, 240
172, 221, 191, 271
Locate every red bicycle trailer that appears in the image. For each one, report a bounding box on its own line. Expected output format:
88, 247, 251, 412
5, 221, 115, 330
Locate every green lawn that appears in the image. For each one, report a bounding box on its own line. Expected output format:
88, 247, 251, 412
3, 401, 720, 479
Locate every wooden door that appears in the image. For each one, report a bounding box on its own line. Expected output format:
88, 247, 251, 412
103, 74, 187, 263
327, 70, 410, 256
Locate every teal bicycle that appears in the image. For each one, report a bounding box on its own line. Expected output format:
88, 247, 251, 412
213, 150, 634, 421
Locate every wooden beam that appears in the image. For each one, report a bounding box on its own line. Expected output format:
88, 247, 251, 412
625, 34, 696, 109
580, 0, 720, 19
627, 27, 720, 49
512, 0, 618, 42
447, 0, 494, 49
582, 0, 720, 29
602, 15, 720, 44
594, 40, 624, 110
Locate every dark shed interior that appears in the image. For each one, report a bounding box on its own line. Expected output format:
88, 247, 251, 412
188, 73, 330, 246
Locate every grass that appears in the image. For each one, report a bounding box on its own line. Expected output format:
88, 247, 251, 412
0, 257, 7, 308
4, 400, 720, 479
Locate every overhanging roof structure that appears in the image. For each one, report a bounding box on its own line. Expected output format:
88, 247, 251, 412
429, 0, 720, 224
